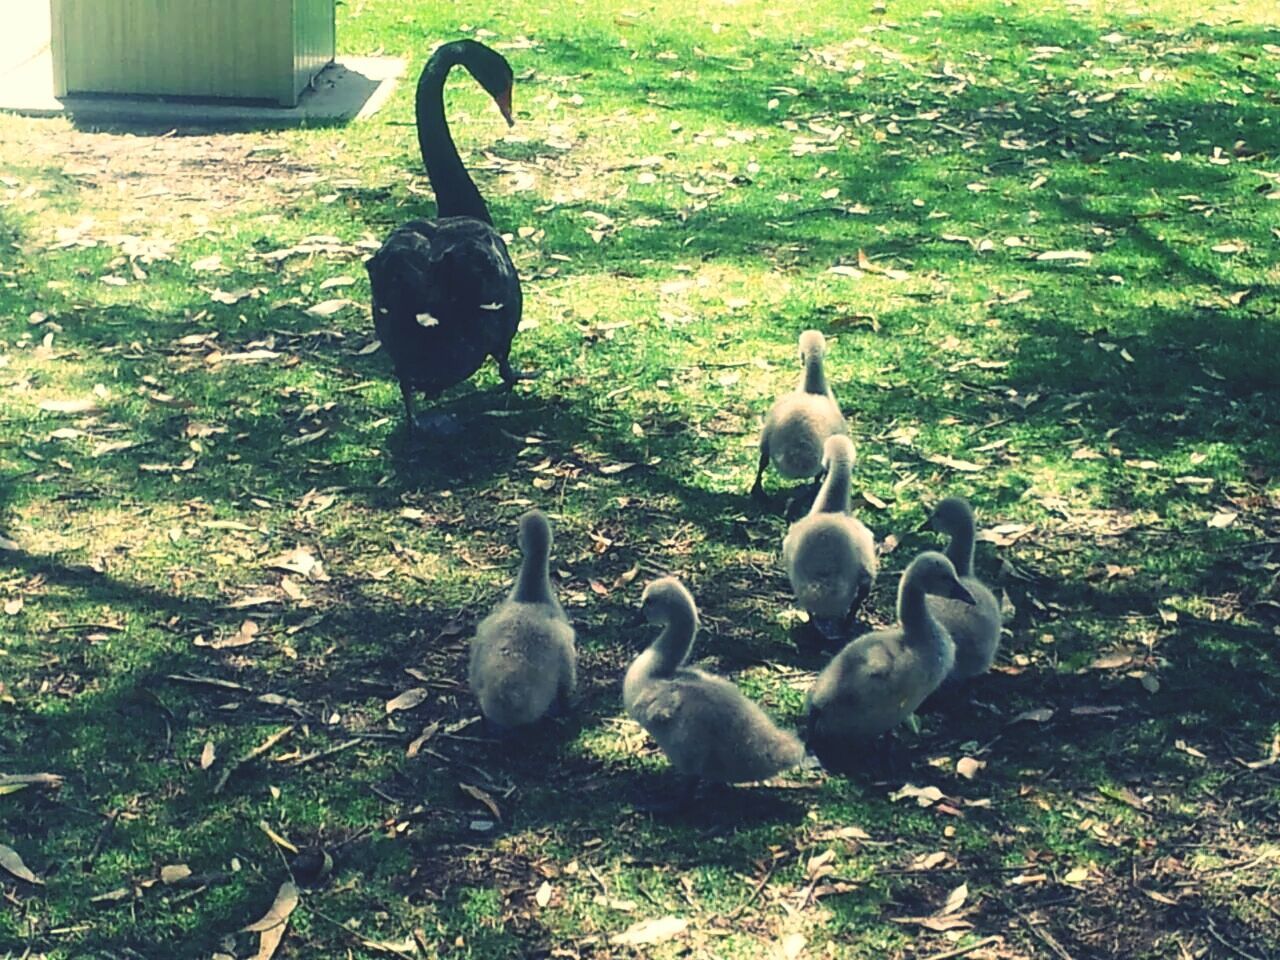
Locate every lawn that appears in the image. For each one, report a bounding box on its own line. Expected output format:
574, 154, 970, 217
1, 0, 1279, 957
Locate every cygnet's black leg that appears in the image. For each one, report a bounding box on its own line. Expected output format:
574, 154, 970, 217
750, 445, 770, 501
876, 734, 905, 780
495, 348, 539, 387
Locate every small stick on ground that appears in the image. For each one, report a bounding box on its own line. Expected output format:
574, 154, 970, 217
919, 936, 1002, 960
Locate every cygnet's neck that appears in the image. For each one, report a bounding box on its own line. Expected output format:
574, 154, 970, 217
811, 454, 852, 514
510, 537, 553, 604
944, 518, 976, 579
898, 570, 943, 642
646, 602, 698, 677
801, 351, 829, 396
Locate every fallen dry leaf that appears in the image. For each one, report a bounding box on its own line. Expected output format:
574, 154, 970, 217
459, 782, 502, 820
161, 864, 192, 885
939, 881, 969, 916
260, 821, 300, 854
925, 453, 983, 473
242, 880, 299, 960
0, 844, 43, 885
956, 757, 986, 780
1063, 866, 1091, 884
610, 916, 690, 947
889, 783, 947, 807
1011, 708, 1055, 724
39, 397, 101, 415
405, 721, 440, 759
386, 688, 430, 715
776, 933, 806, 960
1035, 249, 1093, 262
306, 298, 354, 317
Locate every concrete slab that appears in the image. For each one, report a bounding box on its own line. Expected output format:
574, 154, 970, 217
0, 3, 405, 128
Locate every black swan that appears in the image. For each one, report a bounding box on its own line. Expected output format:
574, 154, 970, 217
366, 40, 525, 436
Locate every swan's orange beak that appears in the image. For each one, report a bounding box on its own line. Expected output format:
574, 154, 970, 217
495, 86, 514, 127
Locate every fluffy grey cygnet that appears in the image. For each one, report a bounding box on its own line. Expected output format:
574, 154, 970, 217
921, 497, 1002, 680
624, 577, 805, 783
752, 330, 846, 498
469, 509, 576, 728
782, 434, 877, 623
807, 551, 974, 745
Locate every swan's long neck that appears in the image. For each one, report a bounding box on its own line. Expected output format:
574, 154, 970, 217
811, 456, 851, 514
510, 541, 553, 604
898, 572, 941, 642
945, 521, 976, 578
801, 352, 829, 396
416, 50, 493, 224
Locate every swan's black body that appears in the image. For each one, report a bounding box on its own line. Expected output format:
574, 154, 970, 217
366, 40, 522, 432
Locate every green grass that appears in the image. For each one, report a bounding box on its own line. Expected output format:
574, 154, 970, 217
2, 0, 1279, 957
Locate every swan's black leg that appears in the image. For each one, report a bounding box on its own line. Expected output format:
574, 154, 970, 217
399, 380, 418, 427
750, 444, 770, 500
495, 348, 538, 387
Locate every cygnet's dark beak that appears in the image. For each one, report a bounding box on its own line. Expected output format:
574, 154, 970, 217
948, 581, 977, 605
916, 509, 935, 533
627, 608, 647, 628
495, 87, 515, 127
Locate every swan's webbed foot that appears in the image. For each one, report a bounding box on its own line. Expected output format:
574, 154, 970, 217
399, 382, 461, 439
412, 410, 464, 439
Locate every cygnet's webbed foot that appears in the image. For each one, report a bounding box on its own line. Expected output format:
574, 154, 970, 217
840, 607, 874, 640
783, 493, 810, 522
411, 410, 464, 439
632, 773, 700, 816
547, 692, 573, 720
793, 617, 845, 654
480, 714, 516, 742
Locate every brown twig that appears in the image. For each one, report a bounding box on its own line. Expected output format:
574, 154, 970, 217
213, 725, 294, 794
919, 936, 1002, 960
1205, 915, 1264, 960
728, 859, 778, 918
1003, 898, 1076, 960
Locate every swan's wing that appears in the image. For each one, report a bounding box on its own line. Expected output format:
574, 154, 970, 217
367, 219, 520, 389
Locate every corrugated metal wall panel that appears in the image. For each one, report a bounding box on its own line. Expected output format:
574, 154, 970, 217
292, 0, 337, 103
50, 0, 334, 106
